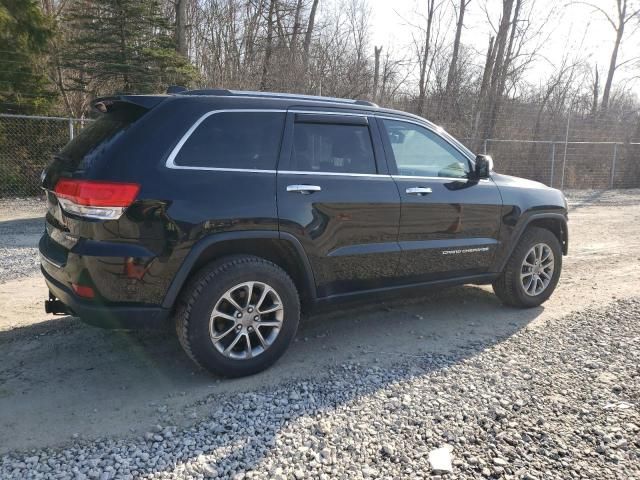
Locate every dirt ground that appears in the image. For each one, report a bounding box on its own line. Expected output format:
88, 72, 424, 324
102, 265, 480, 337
0, 190, 639, 455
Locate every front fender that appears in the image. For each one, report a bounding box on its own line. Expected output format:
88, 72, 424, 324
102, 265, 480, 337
491, 211, 568, 273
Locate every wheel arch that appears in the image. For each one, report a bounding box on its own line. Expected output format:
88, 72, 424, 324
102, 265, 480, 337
493, 212, 568, 272
162, 231, 316, 312
528, 216, 568, 255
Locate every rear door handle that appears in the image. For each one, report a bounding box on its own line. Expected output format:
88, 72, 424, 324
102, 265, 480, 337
406, 187, 432, 196
287, 184, 322, 195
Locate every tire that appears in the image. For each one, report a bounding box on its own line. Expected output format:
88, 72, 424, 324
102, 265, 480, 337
492, 227, 562, 308
174, 255, 300, 377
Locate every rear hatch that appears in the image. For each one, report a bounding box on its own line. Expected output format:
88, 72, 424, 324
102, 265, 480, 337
40, 96, 163, 270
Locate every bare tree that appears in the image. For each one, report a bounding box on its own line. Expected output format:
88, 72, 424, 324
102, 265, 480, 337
373, 45, 382, 102
445, 0, 471, 98
302, 0, 320, 71
591, 66, 599, 116
414, 0, 442, 116
260, 0, 278, 91
577, 0, 640, 111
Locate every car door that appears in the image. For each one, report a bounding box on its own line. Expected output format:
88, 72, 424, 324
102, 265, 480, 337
377, 116, 502, 282
277, 111, 402, 298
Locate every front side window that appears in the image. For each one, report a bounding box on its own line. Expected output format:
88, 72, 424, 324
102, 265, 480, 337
290, 122, 376, 174
381, 119, 469, 178
174, 111, 285, 169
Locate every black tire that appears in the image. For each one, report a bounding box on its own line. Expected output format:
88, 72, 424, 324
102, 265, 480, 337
174, 255, 300, 377
492, 227, 562, 308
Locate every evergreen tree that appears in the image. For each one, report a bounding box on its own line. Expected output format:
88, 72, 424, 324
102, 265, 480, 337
62, 0, 197, 99
0, 0, 55, 113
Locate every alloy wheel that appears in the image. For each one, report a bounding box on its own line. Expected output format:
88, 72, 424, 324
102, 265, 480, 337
209, 281, 284, 359
520, 243, 555, 296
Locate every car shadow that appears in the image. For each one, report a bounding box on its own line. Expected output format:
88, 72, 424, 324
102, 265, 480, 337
0, 284, 544, 469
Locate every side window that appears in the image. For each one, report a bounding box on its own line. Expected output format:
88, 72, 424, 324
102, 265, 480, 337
290, 121, 376, 174
174, 112, 285, 169
381, 119, 469, 178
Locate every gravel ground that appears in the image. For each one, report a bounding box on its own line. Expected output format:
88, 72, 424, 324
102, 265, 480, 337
0, 197, 44, 284
1, 191, 639, 479
1, 298, 638, 480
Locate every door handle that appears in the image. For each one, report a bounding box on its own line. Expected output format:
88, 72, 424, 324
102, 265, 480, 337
406, 187, 433, 196
287, 184, 322, 194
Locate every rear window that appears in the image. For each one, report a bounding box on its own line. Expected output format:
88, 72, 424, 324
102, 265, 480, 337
173, 111, 285, 170
58, 104, 146, 171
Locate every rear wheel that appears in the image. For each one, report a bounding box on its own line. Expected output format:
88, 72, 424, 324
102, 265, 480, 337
492, 227, 562, 308
175, 256, 300, 377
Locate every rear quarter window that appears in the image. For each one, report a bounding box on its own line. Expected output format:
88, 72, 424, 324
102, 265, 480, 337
173, 111, 285, 170
58, 104, 147, 172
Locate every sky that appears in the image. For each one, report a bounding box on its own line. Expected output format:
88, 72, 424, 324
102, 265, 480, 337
366, 0, 640, 96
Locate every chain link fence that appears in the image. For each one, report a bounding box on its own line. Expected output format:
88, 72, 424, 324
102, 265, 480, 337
471, 139, 640, 190
0, 114, 90, 197
0, 112, 639, 197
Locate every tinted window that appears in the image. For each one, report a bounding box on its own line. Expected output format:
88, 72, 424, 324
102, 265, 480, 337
382, 119, 469, 178
290, 122, 376, 174
174, 112, 285, 169
58, 104, 146, 171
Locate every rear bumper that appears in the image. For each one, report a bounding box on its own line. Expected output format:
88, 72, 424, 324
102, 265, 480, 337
42, 267, 170, 329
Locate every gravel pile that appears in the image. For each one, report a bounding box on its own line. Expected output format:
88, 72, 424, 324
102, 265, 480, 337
2, 298, 638, 479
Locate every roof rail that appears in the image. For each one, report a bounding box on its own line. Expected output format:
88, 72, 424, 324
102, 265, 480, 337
180, 88, 378, 107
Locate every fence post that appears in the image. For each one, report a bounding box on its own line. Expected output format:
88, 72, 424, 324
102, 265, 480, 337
610, 143, 618, 189
68, 118, 74, 140
561, 112, 571, 190
550, 142, 556, 187
483, 139, 487, 154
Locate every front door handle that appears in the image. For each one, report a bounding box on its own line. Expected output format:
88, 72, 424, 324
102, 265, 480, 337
406, 187, 433, 196
287, 184, 322, 195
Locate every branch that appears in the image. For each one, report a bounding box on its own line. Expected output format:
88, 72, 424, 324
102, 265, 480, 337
570, 1, 617, 29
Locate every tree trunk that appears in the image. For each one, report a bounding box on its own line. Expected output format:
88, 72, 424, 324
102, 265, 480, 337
417, 0, 435, 116
591, 66, 599, 116
373, 46, 382, 103
290, 0, 303, 56
302, 0, 320, 71
482, 0, 515, 140
260, 0, 277, 91
602, 25, 624, 112
445, 0, 468, 98
176, 0, 188, 57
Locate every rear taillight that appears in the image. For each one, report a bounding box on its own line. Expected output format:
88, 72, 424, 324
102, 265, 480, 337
72, 283, 95, 299
54, 179, 140, 220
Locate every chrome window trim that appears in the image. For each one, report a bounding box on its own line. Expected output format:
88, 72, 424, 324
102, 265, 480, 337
279, 170, 390, 178
165, 108, 477, 176
165, 109, 288, 170
392, 174, 491, 183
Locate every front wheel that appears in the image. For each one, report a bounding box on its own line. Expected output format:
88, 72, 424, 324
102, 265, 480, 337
175, 256, 300, 377
493, 227, 562, 308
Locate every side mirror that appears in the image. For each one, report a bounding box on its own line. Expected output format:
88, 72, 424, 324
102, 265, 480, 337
474, 154, 494, 178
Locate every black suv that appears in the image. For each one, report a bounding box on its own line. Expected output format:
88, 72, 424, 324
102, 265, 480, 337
40, 89, 568, 377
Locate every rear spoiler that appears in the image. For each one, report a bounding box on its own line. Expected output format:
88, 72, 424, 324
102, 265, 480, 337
92, 95, 167, 114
